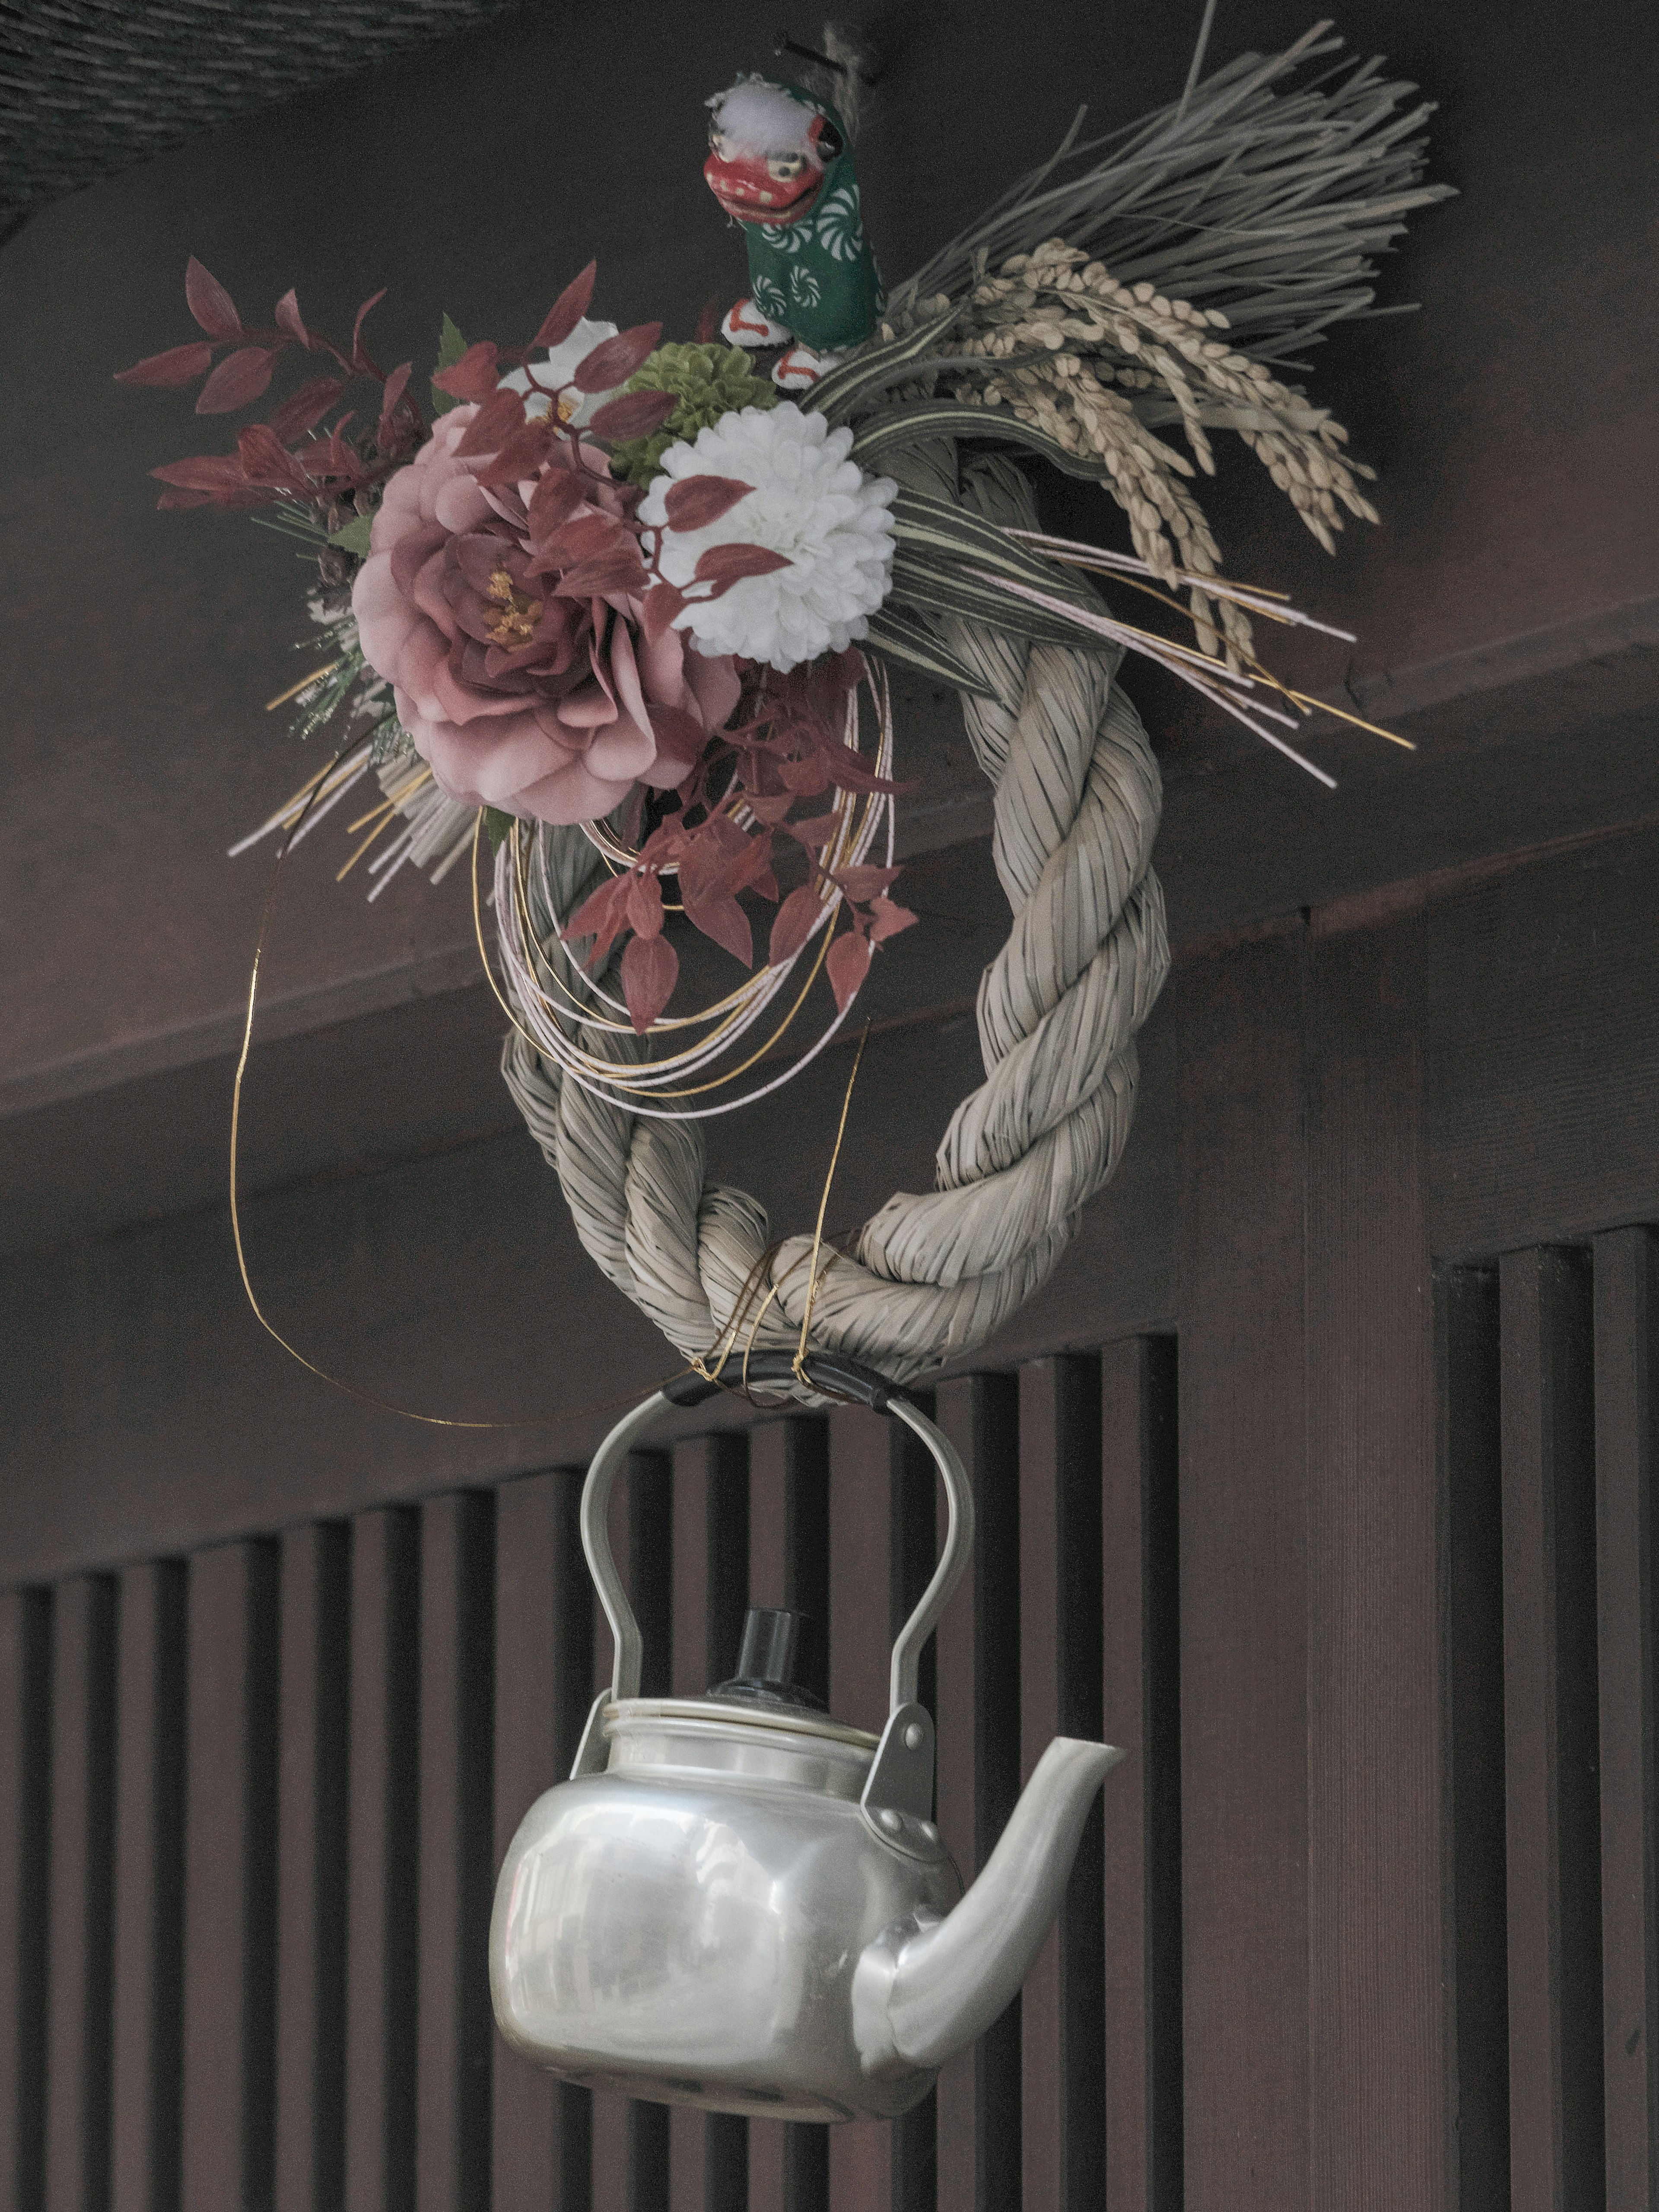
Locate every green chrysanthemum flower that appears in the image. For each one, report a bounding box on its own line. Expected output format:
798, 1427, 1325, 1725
610, 343, 778, 488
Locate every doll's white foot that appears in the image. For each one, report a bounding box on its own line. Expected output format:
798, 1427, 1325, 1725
772, 343, 842, 391
722, 299, 791, 350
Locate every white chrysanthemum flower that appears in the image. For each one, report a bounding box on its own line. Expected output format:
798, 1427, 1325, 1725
498, 317, 620, 427
639, 404, 897, 672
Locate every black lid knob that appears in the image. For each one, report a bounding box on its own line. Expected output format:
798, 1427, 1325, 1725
708, 1607, 825, 1713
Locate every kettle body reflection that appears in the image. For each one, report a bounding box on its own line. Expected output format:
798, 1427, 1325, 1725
490, 1354, 1122, 2123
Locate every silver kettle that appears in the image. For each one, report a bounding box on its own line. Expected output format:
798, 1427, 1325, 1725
489, 1351, 1122, 2123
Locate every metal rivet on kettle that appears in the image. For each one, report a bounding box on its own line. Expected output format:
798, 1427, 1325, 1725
903, 1721, 925, 1751
878, 1806, 902, 1831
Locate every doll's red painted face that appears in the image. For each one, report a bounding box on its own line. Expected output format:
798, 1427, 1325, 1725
704, 112, 840, 226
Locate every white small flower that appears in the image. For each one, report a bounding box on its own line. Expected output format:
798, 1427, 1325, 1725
499, 316, 621, 428
639, 404, 897, 673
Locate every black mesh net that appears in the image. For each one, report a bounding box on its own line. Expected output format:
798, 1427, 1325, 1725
0, 0, 524, 238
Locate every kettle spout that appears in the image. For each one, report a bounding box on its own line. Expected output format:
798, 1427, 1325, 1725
854, 1737, 1124, 2077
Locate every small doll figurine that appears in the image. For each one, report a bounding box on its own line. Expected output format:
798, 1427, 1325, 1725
704, 73, 885, 391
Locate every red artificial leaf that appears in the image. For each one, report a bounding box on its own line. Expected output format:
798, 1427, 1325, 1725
865, 895, 917, 944
752, 864, 779, 902
741, 792, 798, 826
692, 542, 791, 592
472, 424, 553, 487
432, 340, 500, 404
352, 287, 388, 367
150, 453, 250, 491
640, 582, 686, 649
114, 340, 215, 387
769, 885, 821, 966
236, 424, 315, 495
644, 704, 709, 776
196, 346, 280, 413
377, 362, 413, 436
621, 933, 678, 1033
564, 872, 632, 957
625, 873, 664, 939
586, 389, 677, 442
832, 864, 903, 901
683, 890, 753, 967
533, 261, 597, 351
826, 929, 873, 1015
539, 511, 630, 566
782, 810, 841, 847
694, 293, 722, 344
156, 487, 215, 509
525, 471, 589, 550
185, 256, 243, 338
267, 375, 346, 441
455, 388, 525, 456
662, 474, 753, 532
274, 288, 309, 345
778, 752, 831, 795
572, 321, 663, 393
553, 548, 650, 598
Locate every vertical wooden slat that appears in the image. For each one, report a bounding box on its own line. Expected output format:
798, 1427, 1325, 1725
0, 1588, 50, 2212
344, 1508, 420, 2212
1304, 958, 1446, 2212
747, 1418, 830, 2212
44, 1577, 115, 2212
1176, 929, 1309, 2212
1594, 1227, 1659, 2210
274, 1526, 349, 2212
1437, 1266, 1510, 2212
1018, 1355, 1105, 2212
110, 1562, 186, 2212
416, 1494, 496, 2212
493, 1468, 592, 2212
889, 1398, 939, 2212
931, 1374, 1021, 2212
669, 1434, 749, 2212
591, 1453, 671, 2212
827, 1405, 899, 2212
1099, 1338, 1182, 2212
1500, 1246, 1605, 2212
180, 1541, 278, 2212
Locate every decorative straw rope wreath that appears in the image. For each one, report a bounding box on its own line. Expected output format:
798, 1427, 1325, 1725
123, 24, 1448, 1403
503, 455, 1166, 1386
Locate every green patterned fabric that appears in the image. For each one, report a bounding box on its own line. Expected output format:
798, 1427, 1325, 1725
741, 79, 884, 355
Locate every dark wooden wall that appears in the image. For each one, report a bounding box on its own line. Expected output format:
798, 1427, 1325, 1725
3, 0, 1659, 2207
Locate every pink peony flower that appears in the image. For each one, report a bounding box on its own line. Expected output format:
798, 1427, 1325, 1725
352, 406, 741, 824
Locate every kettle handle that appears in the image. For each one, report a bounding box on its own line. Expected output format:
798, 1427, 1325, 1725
579, 1353, 975, 1716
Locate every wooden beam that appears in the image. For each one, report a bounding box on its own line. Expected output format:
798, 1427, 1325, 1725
44, 1577, 115, 2212
1175, 928, 1310, 2212
1018, 1355, 1105, 2212
0, 1589, 49, 2212
493, 1467, 592, 2212
273, 1526, 348, 2212
1099, 1337, 1182, 2212
931, 1373, 1021, 2212
416, 1494, 496, 2212
1500, 1246, 1604, 2212
1436, 1265, 1510, 2211
1304, 926, 1446, 2209
343, 1509, 420, 2212
180, 1543, 278, 2212
1594, 1227, 1659, 2208
110, 1563, 186, 2212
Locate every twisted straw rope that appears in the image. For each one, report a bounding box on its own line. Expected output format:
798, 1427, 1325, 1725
501, 455, 1169, 1386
